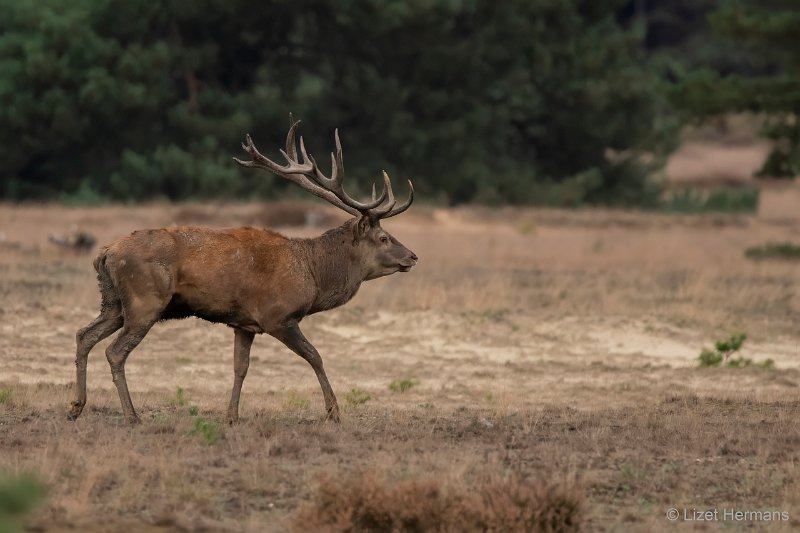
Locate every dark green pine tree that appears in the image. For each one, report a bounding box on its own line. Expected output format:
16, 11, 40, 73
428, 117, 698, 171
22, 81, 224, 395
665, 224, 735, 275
671, 1, 800, 178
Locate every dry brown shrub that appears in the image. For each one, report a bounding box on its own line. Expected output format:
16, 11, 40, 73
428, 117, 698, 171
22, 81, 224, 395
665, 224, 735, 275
292, 470, 583, 532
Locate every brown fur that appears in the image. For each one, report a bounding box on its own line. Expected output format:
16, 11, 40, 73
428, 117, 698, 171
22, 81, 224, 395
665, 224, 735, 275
68, 218, 417, 424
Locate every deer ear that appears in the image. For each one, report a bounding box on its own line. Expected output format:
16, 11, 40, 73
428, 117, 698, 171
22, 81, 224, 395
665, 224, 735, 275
354, 215, 371, 241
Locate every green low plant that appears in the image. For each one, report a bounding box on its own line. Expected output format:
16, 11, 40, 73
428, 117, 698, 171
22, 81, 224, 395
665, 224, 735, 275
344, 388, 372, 406
0, 472, 48, 533
389, 378, 419, 393
698, 333, 747, 367
169, 387, 187, 407
698, 333, 774, 370
0, 388, 12, 405
698, 348, 724, 367
660, 188, 759, 213
744, 242, 800, 261
284, 391, 311, 411
191, 417, 223, 445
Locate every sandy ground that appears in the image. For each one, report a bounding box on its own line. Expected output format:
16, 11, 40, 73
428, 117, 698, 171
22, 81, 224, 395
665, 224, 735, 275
2, 193, 799, 407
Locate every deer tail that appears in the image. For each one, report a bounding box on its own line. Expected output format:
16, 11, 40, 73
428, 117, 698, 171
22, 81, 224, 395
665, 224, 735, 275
93, 248, 121, 312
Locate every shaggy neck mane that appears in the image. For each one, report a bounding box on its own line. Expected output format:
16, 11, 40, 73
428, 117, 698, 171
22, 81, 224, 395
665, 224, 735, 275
294, 219, 363, 313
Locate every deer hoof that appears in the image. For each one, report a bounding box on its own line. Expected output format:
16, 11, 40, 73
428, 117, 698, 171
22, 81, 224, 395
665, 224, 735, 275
67, 401, 84, 421
326, 407, 341, 424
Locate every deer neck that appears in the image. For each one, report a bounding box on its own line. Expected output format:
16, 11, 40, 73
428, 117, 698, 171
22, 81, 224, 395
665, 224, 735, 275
301, 221, 365, 314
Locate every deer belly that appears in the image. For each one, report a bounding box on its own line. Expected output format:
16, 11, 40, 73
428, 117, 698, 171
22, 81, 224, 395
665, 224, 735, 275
161, 293, 259, 330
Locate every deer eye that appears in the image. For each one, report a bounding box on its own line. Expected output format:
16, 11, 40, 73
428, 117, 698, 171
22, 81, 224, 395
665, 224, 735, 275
379, 235, 388, 244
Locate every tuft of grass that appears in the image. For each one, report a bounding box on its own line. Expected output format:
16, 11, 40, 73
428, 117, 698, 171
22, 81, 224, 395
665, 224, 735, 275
175, 357, 193, 365
389, 377, 419, 393
479, 308, 509, 323
0, 472, 48, 533
292, 470, 583, 532
744, 242, 800, 261
660, 187, 759, 213
757, 358, 775, 370
698, 348, 723, 367
168, 387, 188, 407
726, 357, 775, 370
515, 219, 536, 235
284, 391, 311, 411
0, 388, 12, 405
344, 388, 372, 406
190, 417, 224, 445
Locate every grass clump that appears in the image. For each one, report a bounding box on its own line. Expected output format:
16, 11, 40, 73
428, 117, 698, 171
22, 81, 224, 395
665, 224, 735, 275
191, 417, 224, 445
0, 388, 12, 405
293, 470, 583, 532
744, 242, 800, 261
344, 388, 372, 406
168, 387, 188, 407
165, 387, 223, 444
0, 472, 48, 533
284, 391, 311, 411
698, 333, 774, 369
660, 187, 759, 213
389, 377, 419, 393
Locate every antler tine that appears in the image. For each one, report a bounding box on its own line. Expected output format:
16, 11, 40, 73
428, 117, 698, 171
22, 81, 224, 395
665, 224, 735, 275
368, 171, 398, 218
284, 119, 301, 162
332, 128, 344, 185
298, 136, 310, 166
234, 133, 314, 174
234, 120, 410, 219
234, 132, 362, 215
381, 179, 414, 218
232, 134, 266, 168
304, 129, 388, 211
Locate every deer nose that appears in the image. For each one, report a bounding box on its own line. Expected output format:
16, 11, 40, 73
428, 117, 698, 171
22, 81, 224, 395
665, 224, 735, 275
410, 252, 418, 263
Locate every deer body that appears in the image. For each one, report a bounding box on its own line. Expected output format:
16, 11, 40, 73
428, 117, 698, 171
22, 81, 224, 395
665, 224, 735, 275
68, 121, 416, 424
101, 222, 388, 332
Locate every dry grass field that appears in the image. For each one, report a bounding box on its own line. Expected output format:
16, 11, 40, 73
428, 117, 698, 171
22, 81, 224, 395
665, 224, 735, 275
1, 182, 800, 531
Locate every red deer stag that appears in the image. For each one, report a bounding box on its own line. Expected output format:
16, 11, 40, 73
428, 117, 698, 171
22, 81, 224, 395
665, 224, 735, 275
67, 120, 417, 424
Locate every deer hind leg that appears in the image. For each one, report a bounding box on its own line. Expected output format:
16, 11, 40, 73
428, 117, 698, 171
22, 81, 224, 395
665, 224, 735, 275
105, 317, 158, 425
68, 307, 123, 420
226, 328, 255, 425
271, 324, 340, 423
68, 266, 123, 421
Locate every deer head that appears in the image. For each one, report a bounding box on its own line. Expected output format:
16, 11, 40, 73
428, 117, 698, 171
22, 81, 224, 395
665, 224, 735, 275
234, 120, 418, 280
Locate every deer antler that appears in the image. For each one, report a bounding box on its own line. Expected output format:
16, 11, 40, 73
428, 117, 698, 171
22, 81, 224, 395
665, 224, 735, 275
234, 120, 413, 220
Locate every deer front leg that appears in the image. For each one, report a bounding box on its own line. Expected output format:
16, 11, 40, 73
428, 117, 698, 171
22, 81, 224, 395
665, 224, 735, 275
226, 328, 255, 425
270, 324, 340, 423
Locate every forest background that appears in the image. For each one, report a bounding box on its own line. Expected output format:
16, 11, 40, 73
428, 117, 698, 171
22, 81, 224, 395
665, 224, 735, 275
1, 0, 797, 207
